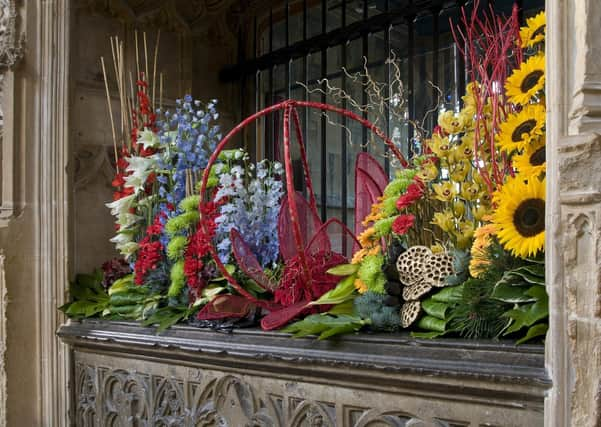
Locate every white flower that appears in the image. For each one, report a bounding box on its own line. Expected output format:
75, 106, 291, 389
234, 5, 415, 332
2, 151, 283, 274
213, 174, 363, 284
106, 194, 136, 217
125, 155, 158, 191
117, 242, 139, 259
137, 128, 160, 149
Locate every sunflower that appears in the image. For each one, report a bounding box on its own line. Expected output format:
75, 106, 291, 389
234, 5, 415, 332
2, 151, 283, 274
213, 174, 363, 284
513, 136, 546, 178
520, 11, 545, 49
497, 104, 546, 153
492, 176, 545, 258
505, 54, 545, 105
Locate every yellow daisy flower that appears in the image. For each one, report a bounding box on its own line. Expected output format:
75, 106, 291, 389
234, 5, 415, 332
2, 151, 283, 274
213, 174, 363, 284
354, 278, 368, 294
497, 103, 546, 153
505, 53, 545, 105
492, 176, 546, 258
513, 136, 546, 178
520, 11, 545, 49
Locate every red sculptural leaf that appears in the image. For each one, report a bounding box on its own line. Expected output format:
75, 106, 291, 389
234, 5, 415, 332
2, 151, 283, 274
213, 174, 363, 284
230, 228, 276, 291
306, 218, 359, 258
260, 300, 310, 331
278, 191, 328, 261
196, 294, 254, 320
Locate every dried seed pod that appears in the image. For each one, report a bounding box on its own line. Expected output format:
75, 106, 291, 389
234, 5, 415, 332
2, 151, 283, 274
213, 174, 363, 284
422, 252, 454, 287
402, 280, 432, 301
396, 245, 431, 286
400, 301, 421, 328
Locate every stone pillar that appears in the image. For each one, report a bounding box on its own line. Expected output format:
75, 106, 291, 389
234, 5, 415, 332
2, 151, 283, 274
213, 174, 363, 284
0, 0, 71, 425
546, 0, 601, 425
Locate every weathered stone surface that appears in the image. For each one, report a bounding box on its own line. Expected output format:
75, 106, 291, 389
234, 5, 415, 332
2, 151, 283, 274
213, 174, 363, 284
58, 320, 549, 427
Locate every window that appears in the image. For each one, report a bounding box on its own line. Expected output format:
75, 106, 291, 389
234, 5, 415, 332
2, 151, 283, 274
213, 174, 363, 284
221, 0, 544, 254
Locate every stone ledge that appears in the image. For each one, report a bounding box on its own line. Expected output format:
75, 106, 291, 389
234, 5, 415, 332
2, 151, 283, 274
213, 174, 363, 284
58, 319, 550, 411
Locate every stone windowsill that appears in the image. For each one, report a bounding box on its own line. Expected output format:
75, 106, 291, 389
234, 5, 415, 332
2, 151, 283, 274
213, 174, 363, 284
58, 319, 550, 410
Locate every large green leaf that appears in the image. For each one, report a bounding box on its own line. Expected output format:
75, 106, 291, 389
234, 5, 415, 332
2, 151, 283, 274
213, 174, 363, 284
503, 298, 549, 335
421, 299, 448, 320
417, 315, 446, 332
310, 274, 357, 306
491, 283, 536, 303
516, 323, 548, 344
281, 314, 366, 339
326, 264, 359, 276
431, 285, 464, 304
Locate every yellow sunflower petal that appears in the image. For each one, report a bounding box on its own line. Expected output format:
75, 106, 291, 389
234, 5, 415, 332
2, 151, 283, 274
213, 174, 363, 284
505, 53, 545, 106
513, 136, 546, 178
520, 11, 546, 49
497, 103, 546, 153
492, 176, 546, 259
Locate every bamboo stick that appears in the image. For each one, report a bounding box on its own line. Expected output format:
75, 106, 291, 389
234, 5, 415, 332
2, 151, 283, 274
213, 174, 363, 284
100, 57, 119, 169
152, 30, 161, 110
135, 30, 140, 82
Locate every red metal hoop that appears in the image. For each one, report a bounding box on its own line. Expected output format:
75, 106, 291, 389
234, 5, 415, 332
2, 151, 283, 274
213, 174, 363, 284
197, 100, 408, 311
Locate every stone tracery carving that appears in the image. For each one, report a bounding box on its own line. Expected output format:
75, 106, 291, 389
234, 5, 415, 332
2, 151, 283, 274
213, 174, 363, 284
72, 360, 485, 427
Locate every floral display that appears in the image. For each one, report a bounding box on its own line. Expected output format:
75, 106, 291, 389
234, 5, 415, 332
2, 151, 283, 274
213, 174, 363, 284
61, 5, 548, 345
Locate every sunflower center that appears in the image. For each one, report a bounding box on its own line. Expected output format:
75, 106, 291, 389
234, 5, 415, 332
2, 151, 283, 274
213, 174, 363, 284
520, 70, 544, 93
513, 198, 545, 237
529, 146, 546, 166
511, 119, 537, 142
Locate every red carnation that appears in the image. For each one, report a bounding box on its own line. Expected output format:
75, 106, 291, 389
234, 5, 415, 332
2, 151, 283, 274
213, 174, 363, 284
392, 214, 415, 235
395, 182, 424, 210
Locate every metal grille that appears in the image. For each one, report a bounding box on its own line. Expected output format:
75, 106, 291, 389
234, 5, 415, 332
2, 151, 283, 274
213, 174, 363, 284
221, 0, 544, 240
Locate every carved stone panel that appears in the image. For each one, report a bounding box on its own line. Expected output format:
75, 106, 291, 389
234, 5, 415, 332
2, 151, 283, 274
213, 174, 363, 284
59, 321, 548, 427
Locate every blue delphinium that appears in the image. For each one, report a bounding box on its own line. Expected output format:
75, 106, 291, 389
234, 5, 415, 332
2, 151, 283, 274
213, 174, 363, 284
214, 157, 283, 268
155, 97, 222, 247
156, 96, 221, 208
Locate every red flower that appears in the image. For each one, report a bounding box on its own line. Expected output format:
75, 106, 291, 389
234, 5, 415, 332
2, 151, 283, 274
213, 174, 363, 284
395, 179, 424, 210
392, 214, 415, 235
183, 202, 222, 295
133, 213, 166, 285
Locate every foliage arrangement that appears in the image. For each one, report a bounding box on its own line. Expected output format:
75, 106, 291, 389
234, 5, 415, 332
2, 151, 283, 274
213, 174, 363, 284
62, 5, 548, 345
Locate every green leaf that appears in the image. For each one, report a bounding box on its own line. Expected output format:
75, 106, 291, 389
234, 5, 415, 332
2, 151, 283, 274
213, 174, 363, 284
421, 299, 448, 320
431, 285, 464, 304
491, 283, 536, 303
310, 274, 357, 306
503, 298, 549, 335
506, 266, 545, 285
281, 314, 366, 339
326, 264, 359, 276
326, 299, 355, 315
416, 315, 446, 332
525, 284, 547, 301
516, 323, 548, 344
109, 292, 147, 306
108, 275, 135, 295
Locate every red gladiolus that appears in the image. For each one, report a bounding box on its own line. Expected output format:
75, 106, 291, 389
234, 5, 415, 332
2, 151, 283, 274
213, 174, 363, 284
392, 214, 415, 235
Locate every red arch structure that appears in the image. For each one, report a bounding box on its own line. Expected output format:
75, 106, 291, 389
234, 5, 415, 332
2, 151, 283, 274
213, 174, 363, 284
197, 100, 408, 312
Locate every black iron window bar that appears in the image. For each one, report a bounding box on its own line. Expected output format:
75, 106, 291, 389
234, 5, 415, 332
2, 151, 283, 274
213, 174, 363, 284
220, 0, 542, 240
